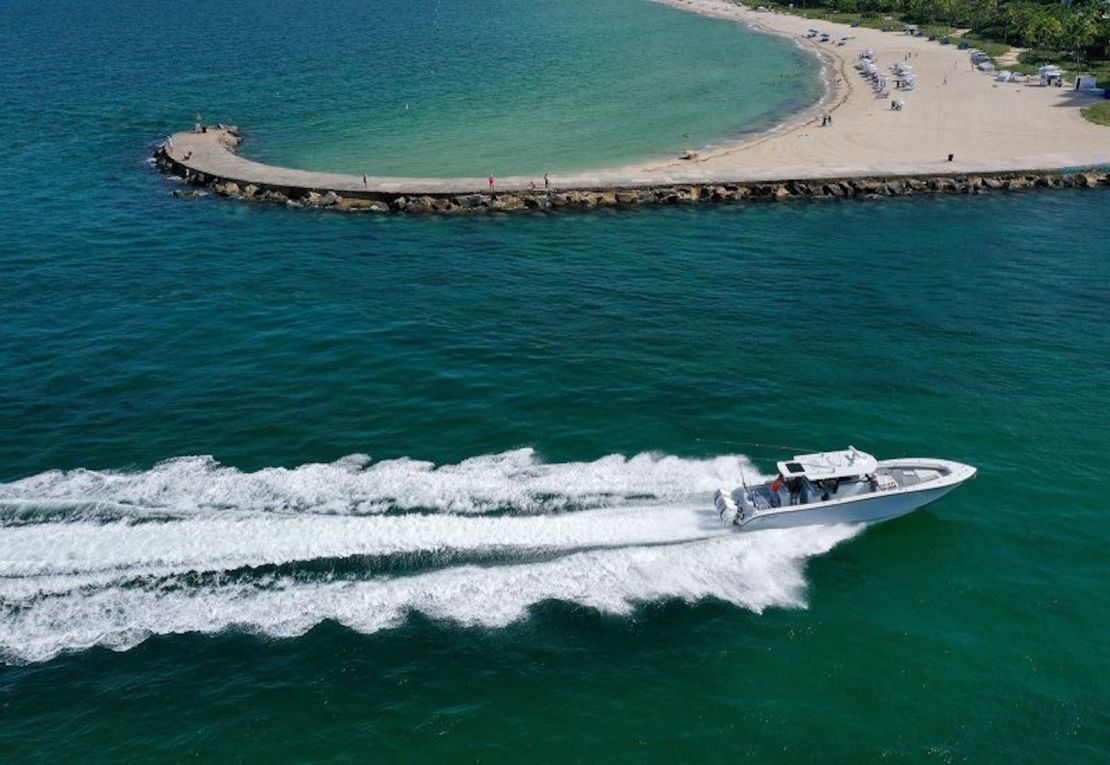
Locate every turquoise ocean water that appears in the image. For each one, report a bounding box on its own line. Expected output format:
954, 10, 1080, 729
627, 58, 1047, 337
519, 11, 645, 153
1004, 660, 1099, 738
1, 0, 1109, 761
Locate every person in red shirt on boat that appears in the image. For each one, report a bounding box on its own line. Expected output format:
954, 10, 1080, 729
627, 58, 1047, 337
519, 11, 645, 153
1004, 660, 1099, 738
769, 473, 785, 507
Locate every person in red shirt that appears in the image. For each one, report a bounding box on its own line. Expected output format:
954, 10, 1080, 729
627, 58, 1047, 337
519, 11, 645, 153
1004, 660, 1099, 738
768, 474, 785, 507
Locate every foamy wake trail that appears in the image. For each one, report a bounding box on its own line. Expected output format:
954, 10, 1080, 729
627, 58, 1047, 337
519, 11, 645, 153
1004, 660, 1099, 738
0, 450, 863, 664
0, 506, 723, 580
0, 448, 759, 517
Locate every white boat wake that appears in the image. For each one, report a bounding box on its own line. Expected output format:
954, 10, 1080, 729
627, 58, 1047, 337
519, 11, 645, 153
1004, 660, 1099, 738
0, 448, 761, 518
0, 450, 861, 664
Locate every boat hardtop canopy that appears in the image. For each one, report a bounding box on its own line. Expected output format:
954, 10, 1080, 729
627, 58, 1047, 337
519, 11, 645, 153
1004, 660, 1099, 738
776, 446, 878, 481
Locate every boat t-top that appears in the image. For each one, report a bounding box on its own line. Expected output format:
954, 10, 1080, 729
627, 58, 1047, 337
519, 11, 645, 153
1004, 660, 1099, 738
714, 446, 976, 531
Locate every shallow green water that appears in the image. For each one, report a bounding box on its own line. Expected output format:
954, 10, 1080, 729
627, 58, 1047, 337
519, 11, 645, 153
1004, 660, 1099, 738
0, 0, 817, 178
2, 0, 1109, 762
244, 0, 821, 176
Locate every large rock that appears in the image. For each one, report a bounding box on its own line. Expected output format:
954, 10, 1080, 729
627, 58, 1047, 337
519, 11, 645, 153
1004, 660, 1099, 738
594, 190, 618, 207
661, 187, 696, 204
455, 194, 486, 209
401, 197, 430, 213
335, 197, 388, 212
551, 191, 589, 207
491, 194, 525, 211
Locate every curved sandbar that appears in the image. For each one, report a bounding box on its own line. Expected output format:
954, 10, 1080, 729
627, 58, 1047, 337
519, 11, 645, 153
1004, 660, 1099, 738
156, 0, 1110, 212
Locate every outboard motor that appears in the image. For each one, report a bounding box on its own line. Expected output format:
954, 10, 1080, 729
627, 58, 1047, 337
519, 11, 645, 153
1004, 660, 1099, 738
714, 489, 741, 525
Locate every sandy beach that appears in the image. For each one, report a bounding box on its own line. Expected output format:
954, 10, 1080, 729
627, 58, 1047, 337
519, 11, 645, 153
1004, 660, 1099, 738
164, 0, 1110, 194
638, 0, 1110, 178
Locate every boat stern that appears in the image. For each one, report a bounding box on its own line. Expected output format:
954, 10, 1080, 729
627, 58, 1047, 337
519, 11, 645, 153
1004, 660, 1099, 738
714, 489, 740, 525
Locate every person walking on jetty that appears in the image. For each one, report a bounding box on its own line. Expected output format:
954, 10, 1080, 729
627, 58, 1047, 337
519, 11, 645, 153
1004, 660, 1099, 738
544, 173, 550, 190
488, 175, 496, 193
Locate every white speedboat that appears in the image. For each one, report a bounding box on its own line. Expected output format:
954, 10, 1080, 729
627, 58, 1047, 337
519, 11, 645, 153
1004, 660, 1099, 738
714, 446, 975, 531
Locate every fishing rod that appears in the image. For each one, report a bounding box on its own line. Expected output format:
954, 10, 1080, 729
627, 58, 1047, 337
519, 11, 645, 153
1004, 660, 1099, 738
693, 437, 815, 454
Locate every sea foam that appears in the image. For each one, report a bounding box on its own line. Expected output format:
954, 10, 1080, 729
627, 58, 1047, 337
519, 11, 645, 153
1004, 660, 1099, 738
0, 450, 860, 664
0, 448, 760, 517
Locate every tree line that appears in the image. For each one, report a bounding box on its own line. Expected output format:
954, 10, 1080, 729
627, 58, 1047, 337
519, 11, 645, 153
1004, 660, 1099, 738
793, 0, 1109, 59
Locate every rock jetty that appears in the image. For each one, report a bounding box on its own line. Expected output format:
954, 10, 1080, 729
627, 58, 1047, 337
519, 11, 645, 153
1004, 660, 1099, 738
153, 128, 1109, 215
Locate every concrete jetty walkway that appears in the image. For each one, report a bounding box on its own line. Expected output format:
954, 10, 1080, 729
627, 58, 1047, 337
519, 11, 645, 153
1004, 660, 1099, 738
161, 122, 1110, 201
155, 127, 1109, 213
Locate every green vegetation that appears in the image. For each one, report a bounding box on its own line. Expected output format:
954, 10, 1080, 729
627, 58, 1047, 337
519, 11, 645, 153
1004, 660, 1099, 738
1081, 100, 1110, 126
957, 33, 1011, 59
765, 0, 1110, 85
1018, 48, 1110, 86
772, 0, 1108, 51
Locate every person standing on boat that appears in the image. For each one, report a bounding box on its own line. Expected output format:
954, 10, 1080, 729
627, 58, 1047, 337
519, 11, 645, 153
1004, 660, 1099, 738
786, 477, 806, 505
769, 474, 785, 507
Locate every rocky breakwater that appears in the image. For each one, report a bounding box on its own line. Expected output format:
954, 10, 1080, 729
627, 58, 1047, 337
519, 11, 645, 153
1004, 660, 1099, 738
153, 133, 1110, 215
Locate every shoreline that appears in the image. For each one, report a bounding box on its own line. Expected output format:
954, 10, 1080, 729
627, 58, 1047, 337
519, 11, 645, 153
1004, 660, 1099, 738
650, 0, 849, 140
155, 0, 1110, 211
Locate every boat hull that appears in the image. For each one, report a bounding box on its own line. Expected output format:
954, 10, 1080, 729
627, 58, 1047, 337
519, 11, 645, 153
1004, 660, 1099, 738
716, 458, 976, 531
734, 482, 959, 530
